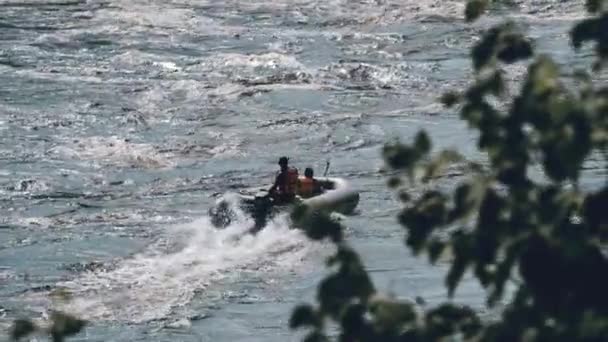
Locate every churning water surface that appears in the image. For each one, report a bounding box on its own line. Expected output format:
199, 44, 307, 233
0, 0, 604, 340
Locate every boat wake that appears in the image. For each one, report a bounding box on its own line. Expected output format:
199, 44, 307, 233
24, 211, 316, 324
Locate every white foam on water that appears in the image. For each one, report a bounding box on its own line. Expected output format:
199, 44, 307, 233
97, 0, 235, 35
207, 134, 246, 159
42, 210, 316, 323
166, 80, 216, 105
11, 178, 51, 194
0, 0, 84, 4
49, 136, 175, 169
219, 52, 305, 70
153, 61, 181, 73
0, 268, 14, 283
33, 32, 75, 47
109, 50, 165, 68
48, 131, 246, 168
98, 3, 196, 30
11, 217, 54, 229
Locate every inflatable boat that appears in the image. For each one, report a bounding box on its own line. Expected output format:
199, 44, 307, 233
209, 176, 359, 231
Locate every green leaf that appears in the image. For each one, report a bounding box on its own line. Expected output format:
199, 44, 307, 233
427, 239, 446, 264
446, 232, 472, 297
488, 243, 519, 306
425, 304, 481, 339
440, 91, 461, 107
290, 305, 319, 329
317, 247, 375, 319
450, 183, 476, 222
414, 131, 432, 156
579, 311, 608, 340
477, 188, 505, 234
517, 235, 563, 307
303, 331, 329, 342
540, 112, 592, 182
583, 188, 608, 239
571, 18, 600, 49
471, 22, 514, 71
461, 103, 484, 127
529, 56, 559, 96
465, 0, 488, 22
400, 192, 448, 254
585, 0, 604, 13
11, 319, 37, 341
383, 143, 419, 170
291, 206, 344, 243
398, 190, 411, 203
369, 296, 417, 331
496, 33, 533, 64
422, 150, 463, 183
446, 255, 468, 298
340, 304, 369, 338
387, 176, 401, 188
49, 311, 86, 342
486, 70, 506, 97
472, 25, 501, 71
471, 22, 533, 71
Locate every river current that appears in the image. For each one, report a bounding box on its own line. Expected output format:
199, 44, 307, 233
0, 0, 604, 341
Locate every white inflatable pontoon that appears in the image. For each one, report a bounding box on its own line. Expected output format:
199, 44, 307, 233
209, 176, 359, 230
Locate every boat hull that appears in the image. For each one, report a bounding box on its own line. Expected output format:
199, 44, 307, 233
209, 177, 359, 230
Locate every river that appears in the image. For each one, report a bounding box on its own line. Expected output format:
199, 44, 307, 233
0, 0, 603, 341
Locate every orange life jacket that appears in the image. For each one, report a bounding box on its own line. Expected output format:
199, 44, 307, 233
278, 167, 298, 196
298, 177, 315, 198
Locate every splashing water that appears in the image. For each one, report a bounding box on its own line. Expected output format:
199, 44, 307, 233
40, 211, 317, 324
49, 136, 175, 169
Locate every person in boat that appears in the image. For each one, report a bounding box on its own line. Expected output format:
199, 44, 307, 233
298, 167, 323, 198
268, 156, 299, 204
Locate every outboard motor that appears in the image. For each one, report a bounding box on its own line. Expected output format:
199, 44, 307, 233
248, 194, 274, 234
209, 199, 235, 228
208, 191, 276, 232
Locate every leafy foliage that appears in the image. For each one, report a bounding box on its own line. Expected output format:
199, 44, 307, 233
10, 319, 36, 341
465, 0, 488, 22
291, 1, 608, 341
10, 311, 86, 342
48, 312, 87, 342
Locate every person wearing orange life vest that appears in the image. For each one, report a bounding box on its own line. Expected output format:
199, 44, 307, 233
268, 156, 299, 204
298, 167, 322, 198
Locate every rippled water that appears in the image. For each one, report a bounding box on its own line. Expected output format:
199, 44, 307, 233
1, 0, 603, 340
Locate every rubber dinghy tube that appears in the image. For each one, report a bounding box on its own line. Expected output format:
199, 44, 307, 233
299, 177, 359, 215
209, 177, 359, 229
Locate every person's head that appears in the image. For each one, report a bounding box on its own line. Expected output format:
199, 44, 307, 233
278, 156, 289, 171
304, 167, 314, 178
